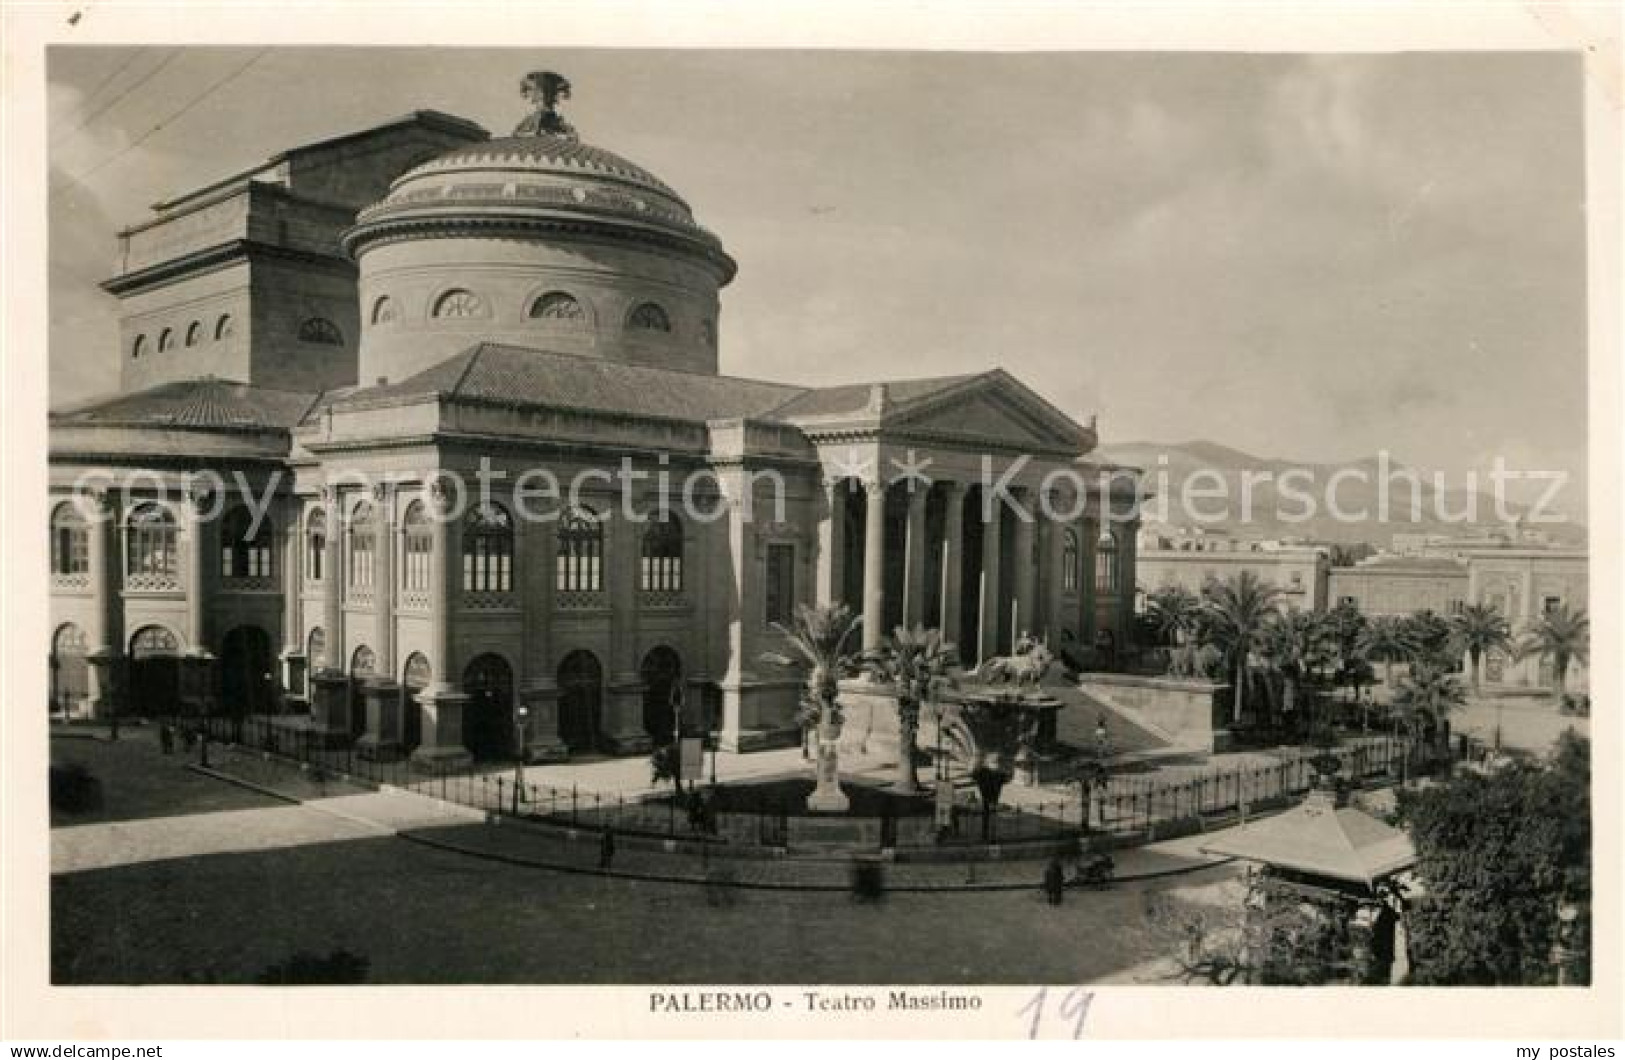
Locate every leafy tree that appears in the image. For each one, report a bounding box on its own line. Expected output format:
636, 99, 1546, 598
1144, 585, 1203, 648
1403, 609, 1460, 671
1257, 608, 1333, 730
1357, 614, 1417, 694
760, 602, 864, 729
761, 603, 864, 794
861, 624, 958, 794
1390, 660, 1466, 759
1452, 603, 1512, 693
1397, 732, 1591, 984
1515, 603, 1590, 695
1201, 571, 1283, 725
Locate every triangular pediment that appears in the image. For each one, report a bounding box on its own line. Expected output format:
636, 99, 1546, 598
885, 373, 1088, 453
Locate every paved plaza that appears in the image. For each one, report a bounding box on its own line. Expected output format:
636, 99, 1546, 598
50, 727, 1243, 985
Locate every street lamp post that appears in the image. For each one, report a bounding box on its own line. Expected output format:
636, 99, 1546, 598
512, 704, 529, 815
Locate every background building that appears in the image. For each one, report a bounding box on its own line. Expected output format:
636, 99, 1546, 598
1135, 544, 1331, 613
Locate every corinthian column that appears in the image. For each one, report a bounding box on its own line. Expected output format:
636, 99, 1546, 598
815, 477, 847, 608
861, 479, 887, 651
978, 491, 1004, 663
901, 484, 929, 628
85, 489, 122, 719
939, 482, 965, 649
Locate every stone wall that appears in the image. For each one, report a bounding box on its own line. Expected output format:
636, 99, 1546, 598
1073, 672, 1228, 753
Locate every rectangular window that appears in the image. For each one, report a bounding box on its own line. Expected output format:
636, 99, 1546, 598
764, 543, 796, 626
349, 535, 374, 587
1543, 595, 1562, 615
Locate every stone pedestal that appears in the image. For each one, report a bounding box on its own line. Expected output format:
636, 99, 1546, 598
411, 688, 472, 771
356, 679, 403, 761
308, 671, 353, 746
519, 683, 570, 762
86, 649, 123, 722
604, 679, 653, 755
181, 651, 217, 716
806, 723, 850, 814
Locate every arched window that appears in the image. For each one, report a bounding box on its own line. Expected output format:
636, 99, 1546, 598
50, 501, 89, 578
298, 317, 344, 345
462, 502, 513, 594
131, 625, 180, 657
641, 511, 683, 593
215, 314, 234, 340
219, 506, 274, 580
131, 335, 147, 359
433, 289, 485, 319
157, 328, 175, 352
185, 321, 203, 347
1095, 529, 1120, 594
305, 508, 326, 582
401, 500, 433, 596
1062, 528, 1080, 592
124, 503, 178, 587
403, 652, 432, 689
371, 296, 398, 325
556, 506, 603, 594
307, 627, 327, 673
699, 319, 716, 347
627, 302, 671, 332
529, 291, 586, 321
347, 501, 376, 589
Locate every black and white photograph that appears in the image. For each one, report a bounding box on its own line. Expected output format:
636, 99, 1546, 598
3, 2, 1620, 1046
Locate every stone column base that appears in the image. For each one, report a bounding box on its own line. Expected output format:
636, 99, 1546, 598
308, 671, 352, 745
412, 688, 471, 771
410, 743, 473, 773
519, 683, 569, 762
605, 679, 652, 756
357, 679, 403, 761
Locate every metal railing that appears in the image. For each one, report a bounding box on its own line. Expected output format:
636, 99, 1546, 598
177, 714, 1401, 852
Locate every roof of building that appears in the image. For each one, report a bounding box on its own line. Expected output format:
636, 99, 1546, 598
1339, 554, 1469, 574
341, 342, 803, 422
333, 341, 1021, 430
1200, 788, 1417, 887
50, 377, 323, 432
419, 134, 684, 203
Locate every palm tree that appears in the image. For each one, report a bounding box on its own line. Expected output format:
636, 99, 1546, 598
862, 625, 958, 793
1325, 599, 1369, 702
1403, 608, 1459, 670
1391, 660, 1467, 767
1515, 603, 1590, 696
1357, 615, 1417, 698
760, 602, 864, 807
1452, 603, 1512, 693
1145, 585, 1203, 647
1201, 571, 1283, 726
1258, 608, 1333, 734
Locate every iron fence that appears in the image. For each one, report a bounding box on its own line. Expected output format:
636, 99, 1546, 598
176, 714, 1402, 851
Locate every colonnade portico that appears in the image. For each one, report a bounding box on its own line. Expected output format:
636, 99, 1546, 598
813, 460, 1109, 666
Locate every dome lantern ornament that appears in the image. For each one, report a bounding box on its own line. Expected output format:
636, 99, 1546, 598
514, 70, 578, 141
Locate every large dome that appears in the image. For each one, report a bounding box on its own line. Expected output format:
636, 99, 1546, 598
343, 133, 734, 279
344, 74, 736, 383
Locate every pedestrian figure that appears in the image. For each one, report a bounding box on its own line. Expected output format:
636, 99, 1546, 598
599, 827, 615, 870
1044, 856, 1066, 906
181, 726, 197, 752
199, 727, 210, 768
159, 723, 174, 755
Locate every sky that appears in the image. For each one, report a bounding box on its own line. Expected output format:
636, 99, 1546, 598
47, 48, 1589, 515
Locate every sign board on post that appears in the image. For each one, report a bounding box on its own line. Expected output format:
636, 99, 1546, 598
680, 737, 704, 781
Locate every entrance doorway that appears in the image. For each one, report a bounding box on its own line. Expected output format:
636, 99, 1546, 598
401, 653, 430, 752
51, 623, 89, 717
349, 646, 376, 739
557, 650, 603, 754
220, 625, 276, 718
462, 653, 515, 760
128, 625, 180, 717
640, 646, 683, 743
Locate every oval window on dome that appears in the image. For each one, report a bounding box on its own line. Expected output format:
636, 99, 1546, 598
627, 302, 671, 333
371, 296, 398, 326
529, 291, 585, 322
699, 319, 716, 347
298, 318, 344, 345
131, 335, 147, 360
215, 314, 234, 340
157, 328, 174, 352
433, 289, 486, 320
184, 321, 203, 347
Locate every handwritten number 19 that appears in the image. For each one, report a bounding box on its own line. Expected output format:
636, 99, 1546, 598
1018, 986, 1094, 1039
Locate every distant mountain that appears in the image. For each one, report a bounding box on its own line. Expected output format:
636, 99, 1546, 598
1091, 439, 1586, 548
